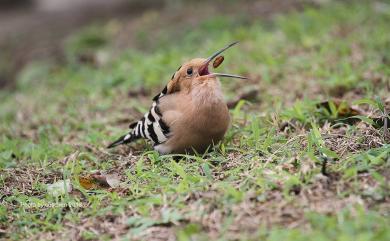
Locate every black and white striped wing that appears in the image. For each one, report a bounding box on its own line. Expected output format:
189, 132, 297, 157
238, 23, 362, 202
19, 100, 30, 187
129, 86, 170, 145
108, 68, 179, 149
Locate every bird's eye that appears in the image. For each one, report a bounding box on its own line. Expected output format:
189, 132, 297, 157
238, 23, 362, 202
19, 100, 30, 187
186, 68, 193, 75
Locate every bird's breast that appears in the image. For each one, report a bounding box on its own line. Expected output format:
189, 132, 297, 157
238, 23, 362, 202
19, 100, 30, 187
157, 83, 230, 154
191, 81, 224, 105
189, 85, 230, 136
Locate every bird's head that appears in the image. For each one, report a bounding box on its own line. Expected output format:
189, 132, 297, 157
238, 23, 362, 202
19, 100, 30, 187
166, 42, 247, 94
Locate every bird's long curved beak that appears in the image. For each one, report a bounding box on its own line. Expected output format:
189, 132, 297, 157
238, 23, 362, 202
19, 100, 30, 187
210, 73, 248, 79
199, 41, 248, 80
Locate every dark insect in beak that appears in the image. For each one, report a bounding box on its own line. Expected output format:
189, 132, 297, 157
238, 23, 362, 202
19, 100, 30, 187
199, 41, 248, 80
213, 56, 224, 68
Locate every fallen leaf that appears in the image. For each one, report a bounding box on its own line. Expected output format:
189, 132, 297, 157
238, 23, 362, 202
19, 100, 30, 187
78, 176, 97, 190
316, 99, 367, 125
79, 172, 120, 190
47, 179, 72, 196
316, 100, 390, 135
106, 174, 121, 188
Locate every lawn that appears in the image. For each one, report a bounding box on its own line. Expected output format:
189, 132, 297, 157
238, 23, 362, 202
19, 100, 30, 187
0, 0, 389, 240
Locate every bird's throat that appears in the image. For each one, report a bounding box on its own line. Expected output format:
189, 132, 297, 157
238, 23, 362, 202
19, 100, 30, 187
191, 80, 224, 107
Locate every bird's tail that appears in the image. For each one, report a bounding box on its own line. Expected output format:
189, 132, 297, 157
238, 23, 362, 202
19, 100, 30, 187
107, 133, 137, 148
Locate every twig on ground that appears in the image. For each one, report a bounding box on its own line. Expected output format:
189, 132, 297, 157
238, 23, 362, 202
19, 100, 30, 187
227, 89, 259, 109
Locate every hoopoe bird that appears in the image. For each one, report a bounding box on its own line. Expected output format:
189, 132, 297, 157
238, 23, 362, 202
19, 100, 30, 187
108, 42, 247, 154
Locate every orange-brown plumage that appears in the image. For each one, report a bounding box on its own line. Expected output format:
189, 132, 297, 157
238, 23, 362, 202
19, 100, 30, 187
156, 60, 230, 153
108, 42, 247, 154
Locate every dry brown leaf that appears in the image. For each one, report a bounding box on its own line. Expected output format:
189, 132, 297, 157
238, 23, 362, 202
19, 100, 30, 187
79, 176, 98, 190
317, 99, 390, 133
79, 172, 120, 190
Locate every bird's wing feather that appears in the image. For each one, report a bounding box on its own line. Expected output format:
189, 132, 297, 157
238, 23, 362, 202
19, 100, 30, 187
152, 85, 168, 102
152, 64, 183, 102
108, 67, 182, 148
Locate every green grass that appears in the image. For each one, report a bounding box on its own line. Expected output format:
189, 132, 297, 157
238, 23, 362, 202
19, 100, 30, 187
1, 0, 389, 240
